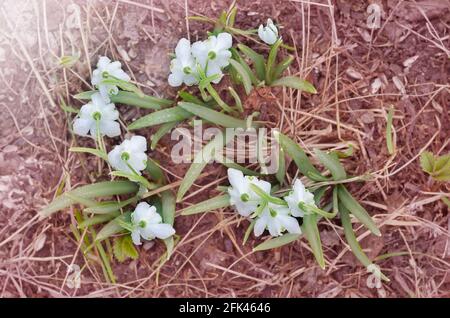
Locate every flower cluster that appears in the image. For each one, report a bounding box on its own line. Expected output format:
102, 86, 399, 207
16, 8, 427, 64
73, 57, 175, 246
168, 33, 233, 87
227, 168, 317, 237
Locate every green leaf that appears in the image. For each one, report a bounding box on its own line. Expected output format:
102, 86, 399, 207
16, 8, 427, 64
220, 159, 261, 176
101, 75, 144, 97
243, 220, 255, 245
340, 204, 389, 282
176, 131, 234, 201
230, 48, 259, 86
178, 91, 206, 105
253, 233, 301, 251
270, 76, 317, 93
276, 148, 286, 184
70, 147, 108, 161
386, 106, 395, 155
59, 98, 79, 113
128, 106, 192, 130
96, 212, 131, 242
249, 184, 287, 206
337, 185, 381, 236
229, 59, 253, 95
110, 171, 156, 190
178, 102, 248, 128
420, 151, 434, 174
161, 191, 175, 226
272, 55, 294, 80
145, 157, 165, 185
265, 38, 282, 85
180, 194, 231, 215
74, 90, 172, 109
228, 86, 243, 113
301, 214, 325, 269
40, 181, 139, 217
237, 44, 266, 81
113, 235, 139, 262
84, 196, 137, 214
275, 132, 327, 182
78, 211, 120, 229
163, 236, 175, 260
150, 121, 177, 150
314, 149, 347, 181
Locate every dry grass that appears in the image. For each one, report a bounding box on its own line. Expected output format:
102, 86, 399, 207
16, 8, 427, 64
0, 0, 449, 297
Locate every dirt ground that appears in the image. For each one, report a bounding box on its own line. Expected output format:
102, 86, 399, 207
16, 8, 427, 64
0, 0, 449, 297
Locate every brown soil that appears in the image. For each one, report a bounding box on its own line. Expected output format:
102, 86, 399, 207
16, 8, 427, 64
0, 0, 449, 297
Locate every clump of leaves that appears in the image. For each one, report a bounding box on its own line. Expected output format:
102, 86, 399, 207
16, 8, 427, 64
420, 151, 450, 181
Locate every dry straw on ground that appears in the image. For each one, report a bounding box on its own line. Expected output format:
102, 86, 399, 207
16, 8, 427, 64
0, 0, 449, 297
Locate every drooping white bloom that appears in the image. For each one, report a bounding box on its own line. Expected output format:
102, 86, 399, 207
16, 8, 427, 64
168, 38, 199, 87
91, 56, 131, 100
108, 135, 148, 175
284, 179, 316, 217
130, 202, 175, 245
254, 202, 301, 237
73, 93, 121, 138
227, 168, 271, 217
191, 32, 232, 83
258, 18, 279, 45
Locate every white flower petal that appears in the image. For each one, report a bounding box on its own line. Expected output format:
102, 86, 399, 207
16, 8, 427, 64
168, 71, 184, 87
73, 118, 92, 137
254, 217, 267, 237
131, 229, 142, 245
147, 223, 175, 239
278, 215, 301, 234
100, 120, 121, 138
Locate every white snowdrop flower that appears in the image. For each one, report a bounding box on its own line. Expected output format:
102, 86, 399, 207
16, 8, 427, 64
108, 135, 148, 175
92, 56, 131, 100
227, 168, 271, 217
254, 202, 301, 237
168, 38, 199, 87
73, 93, 121, 138
192, 32, 232, 83
130, 202, 175, 245
258, 18, 279, 45
284, 179, 316, 217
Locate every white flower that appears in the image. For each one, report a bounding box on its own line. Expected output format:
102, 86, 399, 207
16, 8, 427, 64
191, 32, 232, 84
284, 179, 316, 217
73, 93, 121, 138
258, 18, 279, 45
92, 56, 130, 100
108, 135, 147, 175
227, 168, 271, 217
130, 202, 175, 245
168, 38, 199, 87
254, 202, 301, 237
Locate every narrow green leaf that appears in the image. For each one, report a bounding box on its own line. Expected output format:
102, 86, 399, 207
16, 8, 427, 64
229, 59, 253, 95
230, 48, 259, 86
59, 98, 79, 113
161, 191, 175, 226
275, 132, 327, 182
340, 204, 389, 282
386, 106, 395, 155
276, 147, 286, 184
150, 121, 177, 150
301, 214, 325, 269
178, 91, 205, 105
40, 181, 139, 217
163, 236, 175, 260
70, 147, 108, 161
78, 211, 120, 229
253, 233, 301, 251
128, 106, 191, 130
84, 196, 137, 214
145, 157, 165, 185
265, 38, 282, 85
249, 184, 287, 206
96, 212, 131, 242
113, 235, 139, 262
337, 185, 381, 236
243, 220, 255, 245
237, 44, 266, 81
271, 76, 317, 93
74, 90, 172, 109
101, 75, 144, 97
110, 171, 156, 190
228, 86, 243, 113
180, 194, 231, 215
272, 55, 294, 80
220, 159, 261, 176
178, 102, 248, 128
314, 149, 347, 181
